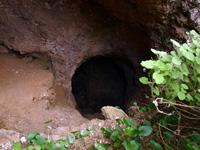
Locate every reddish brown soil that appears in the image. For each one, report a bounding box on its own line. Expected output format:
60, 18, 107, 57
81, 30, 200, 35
0, 54, 88, 134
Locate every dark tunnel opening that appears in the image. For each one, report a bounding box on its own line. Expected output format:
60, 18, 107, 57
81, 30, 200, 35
72, 55, 135, 116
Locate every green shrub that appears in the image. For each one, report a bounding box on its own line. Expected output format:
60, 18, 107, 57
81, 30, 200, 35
12, 126, 95, 150
140, 30, 200, 106
98, 118, 153, 150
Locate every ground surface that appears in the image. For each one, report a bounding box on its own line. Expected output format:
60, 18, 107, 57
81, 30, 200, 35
0, 54, 88, 136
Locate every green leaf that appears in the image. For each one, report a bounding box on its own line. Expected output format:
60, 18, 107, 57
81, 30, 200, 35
153, 72, 164, 84
133, 102, 137, 106
71, 131, 79, 134
40, 145, 45, 150
110, 131, 122, 141
181, 84, 189, 90
170, 51, 177, 57
125, 127, 133, 136
182, 43, 190, 51
66, 134, 74, 145
181, 63, 190, 75
141, 60, 156, 69
195, 94, 200, 101
115, 106, 120, 109
138, 126, 153, 136
163, 131, 174, 139
172, 84, 179, 92
189, 131, 200, 143
196, 56, 200, 65
190, 30, 199, 38
161, 71, 169, 77
196, 66, 200, 74
32, 135, 47, 146
160, 118, 167, 127
116, 119, 123, 125
186, 94, 194, 101
169, 99, 176, 103
75, 132, 81, 139
35, 145, 41, 150
181, 139, 194, 150
139, 106, 148, 113
153, 87, 160, 96
170, 115, 178, 123
150, 140, 164, 150
161, 55, 172, 62
94, 141, 110, 150
171, 71, 181, 79
157, 60, 167, 71
139, 77, 149, 84
27, 146, 34, 150
148, 102, 155, 110
105, 128, 112, 136
100, 127, 106, 132
184, 51, 195, 61
87, 126, 95, 133
57, 139, 70, 148
25, 131, 40, 140
46, 139, 58, 150
123, 118, 136, 127
172, 56, 182, 65
177, 91, 186, 100
114, 126, 123, 134
142, 120, 151, 126
171, 39, 181, 48
12, 142, 21, 150
165, 63, 173, 70
88, 147, 96, 150
80, 130, 90, 137
113, 142, 122, 148
100, 143, 110, 150
124, 139, 141, 150
166, 144, 173, 150
184, 76, 190, 82
192, 40, 200, 47
181, 88, 187, 93
166, 91, 176, 99
151, 49, 167, 56
44, 120, 52, 124
58, 146, 67, 150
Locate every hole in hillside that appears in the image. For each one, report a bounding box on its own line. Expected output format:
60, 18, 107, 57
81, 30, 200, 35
182, 12, 188, 18
72, 55, 135, 117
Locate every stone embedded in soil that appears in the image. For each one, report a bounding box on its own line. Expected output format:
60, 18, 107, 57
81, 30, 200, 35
101, 106, 128, 120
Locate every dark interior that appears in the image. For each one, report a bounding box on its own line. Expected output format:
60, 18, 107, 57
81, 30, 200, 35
72, 55, 132, 114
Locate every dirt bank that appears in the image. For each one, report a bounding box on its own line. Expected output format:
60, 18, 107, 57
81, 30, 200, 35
0, 54, 87, 135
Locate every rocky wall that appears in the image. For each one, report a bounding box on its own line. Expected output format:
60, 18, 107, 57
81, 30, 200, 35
0, 0, 199, 105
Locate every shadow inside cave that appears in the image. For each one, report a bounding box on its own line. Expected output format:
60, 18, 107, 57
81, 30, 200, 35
72, 55, 136, 117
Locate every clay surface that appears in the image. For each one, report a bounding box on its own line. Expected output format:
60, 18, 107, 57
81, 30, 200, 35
0, 54, 87, 134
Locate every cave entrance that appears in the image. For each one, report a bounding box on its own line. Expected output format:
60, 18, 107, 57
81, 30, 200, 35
72, 55, 133, 116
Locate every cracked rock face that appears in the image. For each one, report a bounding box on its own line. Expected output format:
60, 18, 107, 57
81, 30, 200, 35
0, 0, 199, 103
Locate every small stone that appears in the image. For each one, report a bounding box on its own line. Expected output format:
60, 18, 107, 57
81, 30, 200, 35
20, 137, 27, 143
101, 106, 128, 120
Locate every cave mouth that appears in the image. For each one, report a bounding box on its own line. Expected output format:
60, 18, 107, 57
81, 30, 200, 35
72, 55, 133, 115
